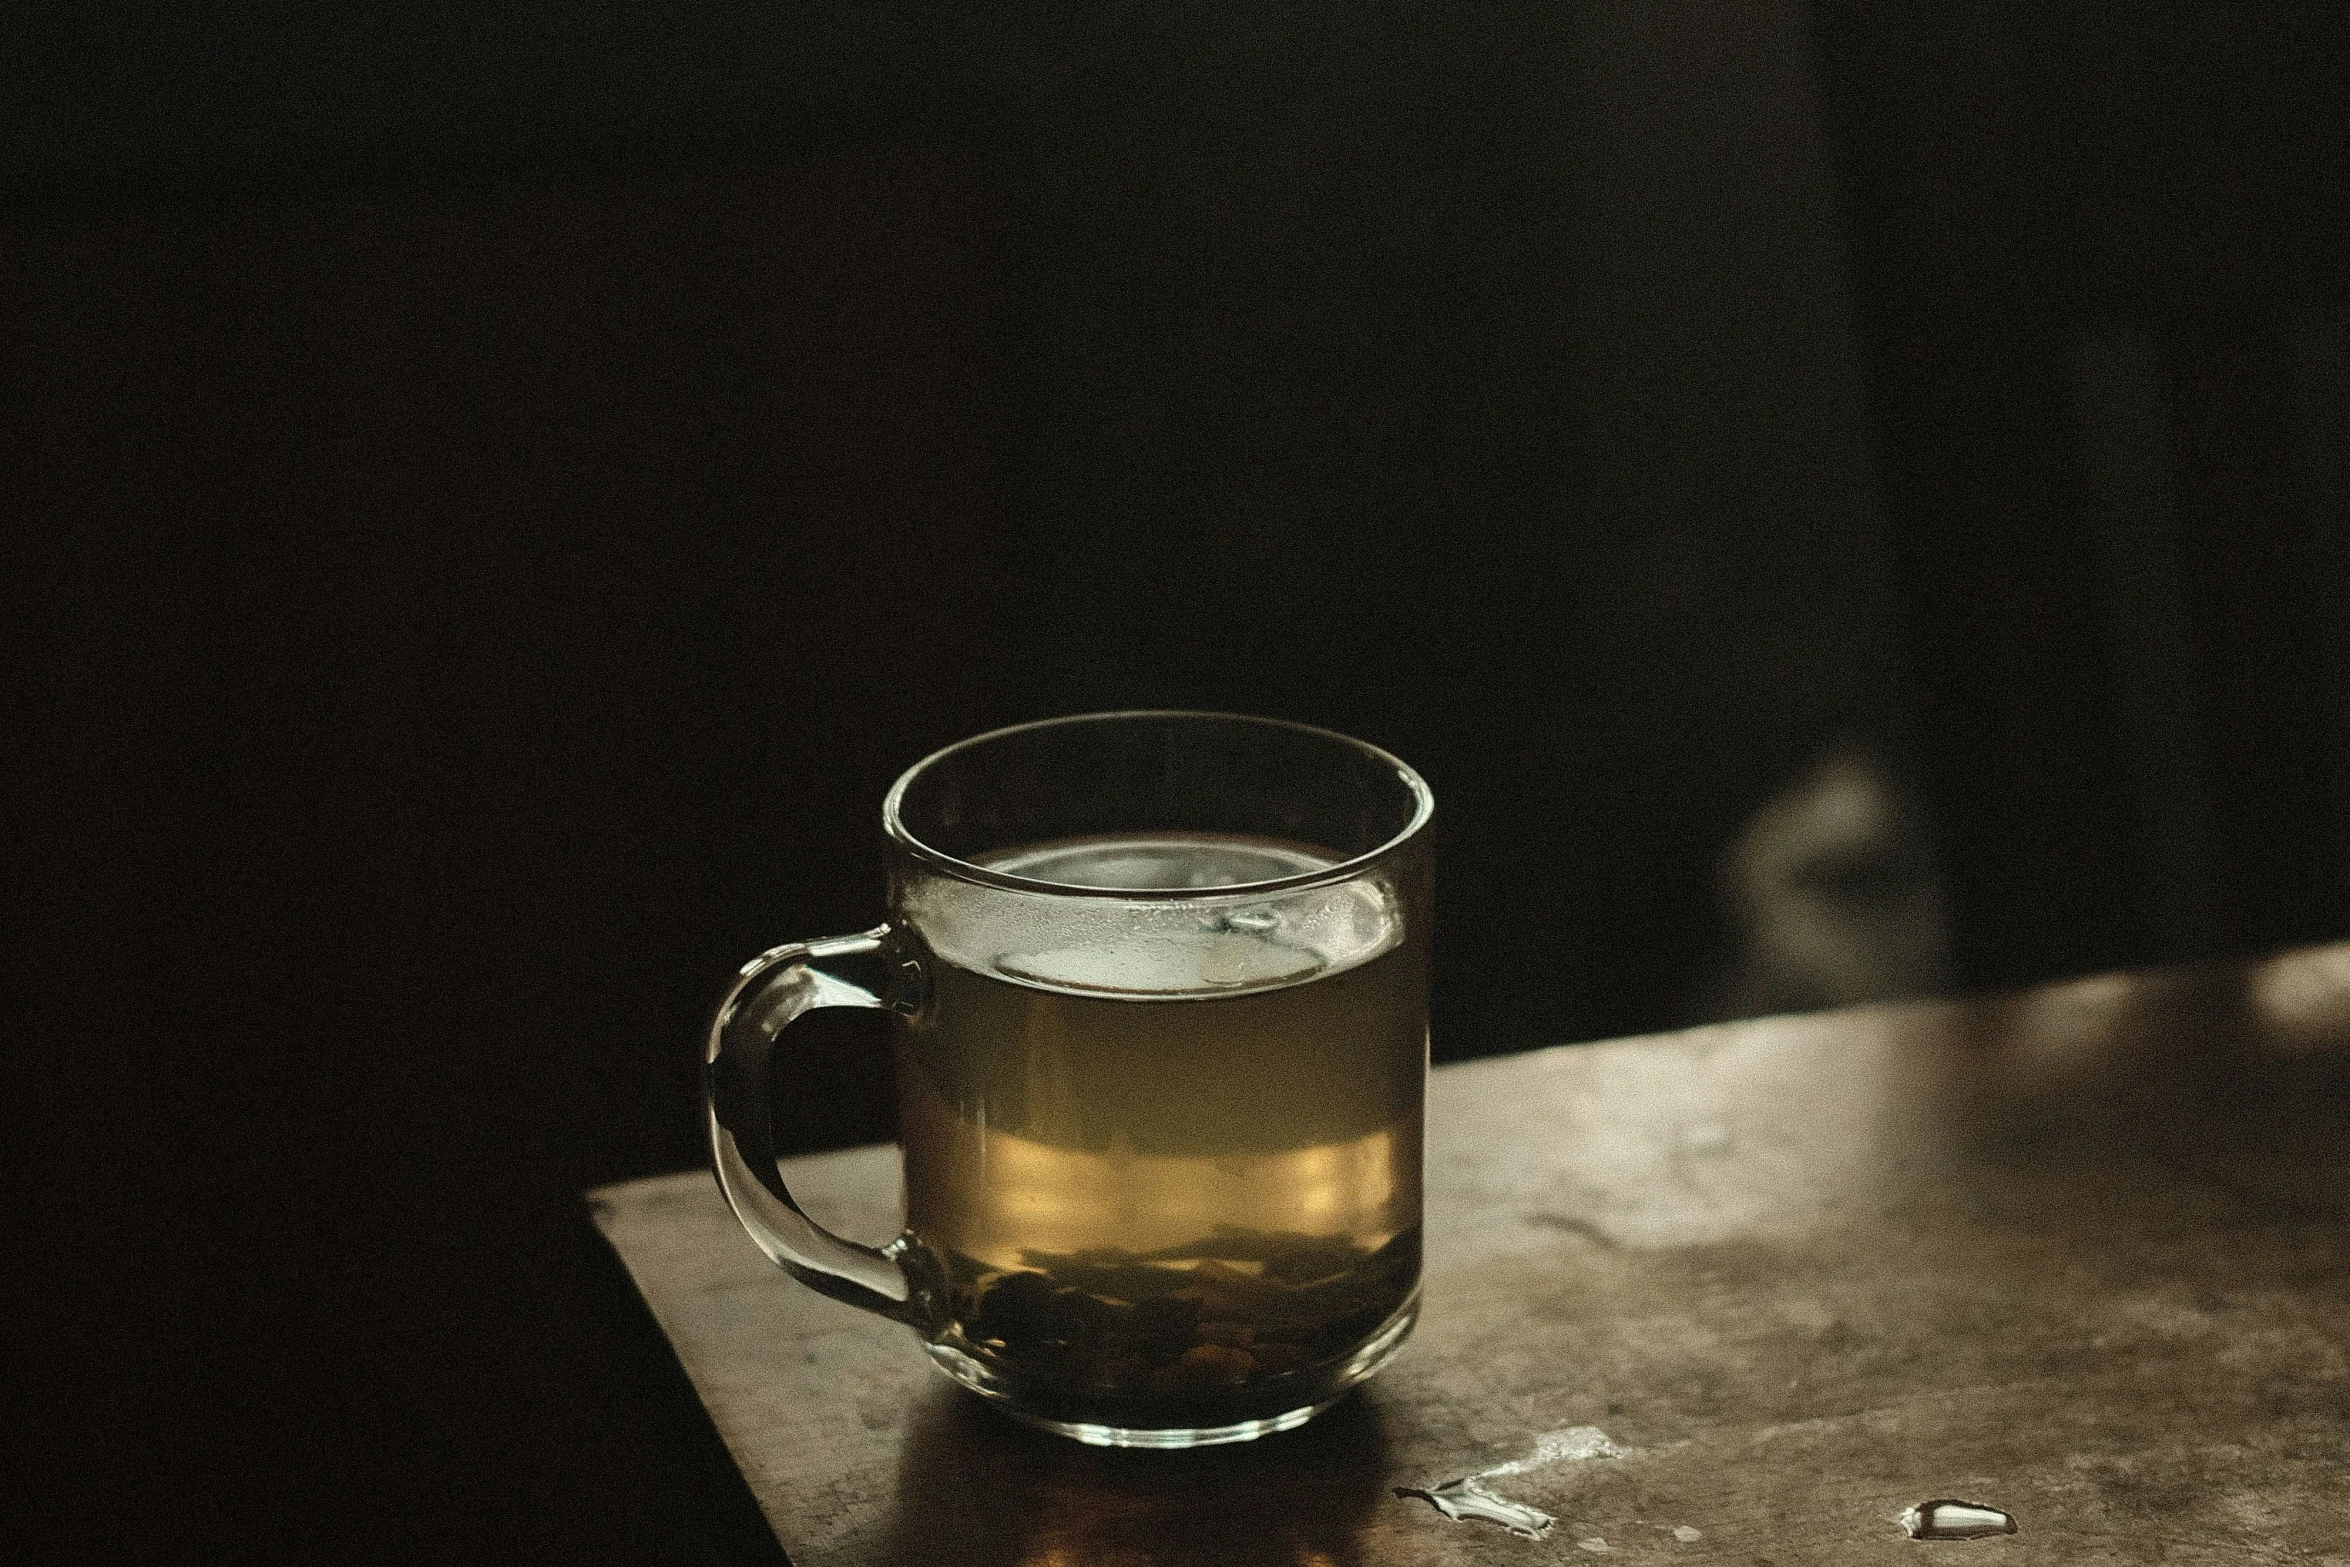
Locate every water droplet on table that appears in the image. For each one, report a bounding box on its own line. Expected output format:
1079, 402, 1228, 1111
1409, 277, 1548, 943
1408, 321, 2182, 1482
1394, 1478, 1556, 1539
1395, 1426, 1630, 1540
1901, 1499, 2016, 1540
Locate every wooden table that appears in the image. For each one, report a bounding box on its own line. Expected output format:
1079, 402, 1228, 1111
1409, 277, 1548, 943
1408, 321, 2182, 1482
593, 947, 2350, 1564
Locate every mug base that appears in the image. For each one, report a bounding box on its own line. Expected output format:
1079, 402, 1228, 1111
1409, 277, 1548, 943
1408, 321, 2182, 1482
922, 1287, 1419, 1448
1000, 1397, 1341, 1449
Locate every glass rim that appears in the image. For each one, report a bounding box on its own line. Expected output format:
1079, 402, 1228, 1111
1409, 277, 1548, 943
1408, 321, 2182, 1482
881, 709, 1435, 901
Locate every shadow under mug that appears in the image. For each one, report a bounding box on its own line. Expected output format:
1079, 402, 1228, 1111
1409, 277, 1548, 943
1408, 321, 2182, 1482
705, 711, 1434, 1447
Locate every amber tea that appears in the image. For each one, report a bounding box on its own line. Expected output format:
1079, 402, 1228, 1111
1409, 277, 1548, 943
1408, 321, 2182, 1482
706, 711, 1433, 1447
894, 834, 1426, 1432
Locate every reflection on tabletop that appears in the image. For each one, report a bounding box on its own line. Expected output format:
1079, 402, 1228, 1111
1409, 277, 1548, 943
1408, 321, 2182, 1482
871, 1382, 1392, 1567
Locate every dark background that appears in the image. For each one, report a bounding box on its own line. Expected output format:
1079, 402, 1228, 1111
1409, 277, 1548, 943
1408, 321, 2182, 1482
8, 3, 2348, 1559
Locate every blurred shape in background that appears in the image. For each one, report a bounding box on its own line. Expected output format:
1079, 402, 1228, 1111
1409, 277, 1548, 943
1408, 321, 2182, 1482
1704, 743, 1951, 1022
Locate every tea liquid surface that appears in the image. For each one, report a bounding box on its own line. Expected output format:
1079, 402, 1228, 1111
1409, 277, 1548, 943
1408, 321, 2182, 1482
895, 834, 1426, 1415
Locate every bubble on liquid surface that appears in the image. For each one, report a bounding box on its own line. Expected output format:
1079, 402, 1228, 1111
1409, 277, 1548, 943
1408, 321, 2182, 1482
995, 931, 1325, 994
909, 835, 1403, 999
1901, 1499, 2016, 1540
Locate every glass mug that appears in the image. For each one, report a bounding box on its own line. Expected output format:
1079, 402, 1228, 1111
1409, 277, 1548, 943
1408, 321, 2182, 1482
705, 711, 1432, 1448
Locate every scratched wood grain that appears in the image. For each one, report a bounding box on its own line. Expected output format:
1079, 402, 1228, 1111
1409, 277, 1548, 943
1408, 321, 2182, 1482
593, 946, 2350, 1565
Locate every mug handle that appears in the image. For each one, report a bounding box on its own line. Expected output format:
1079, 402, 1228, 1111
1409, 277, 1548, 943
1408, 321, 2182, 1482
703, 925, 933, 1323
